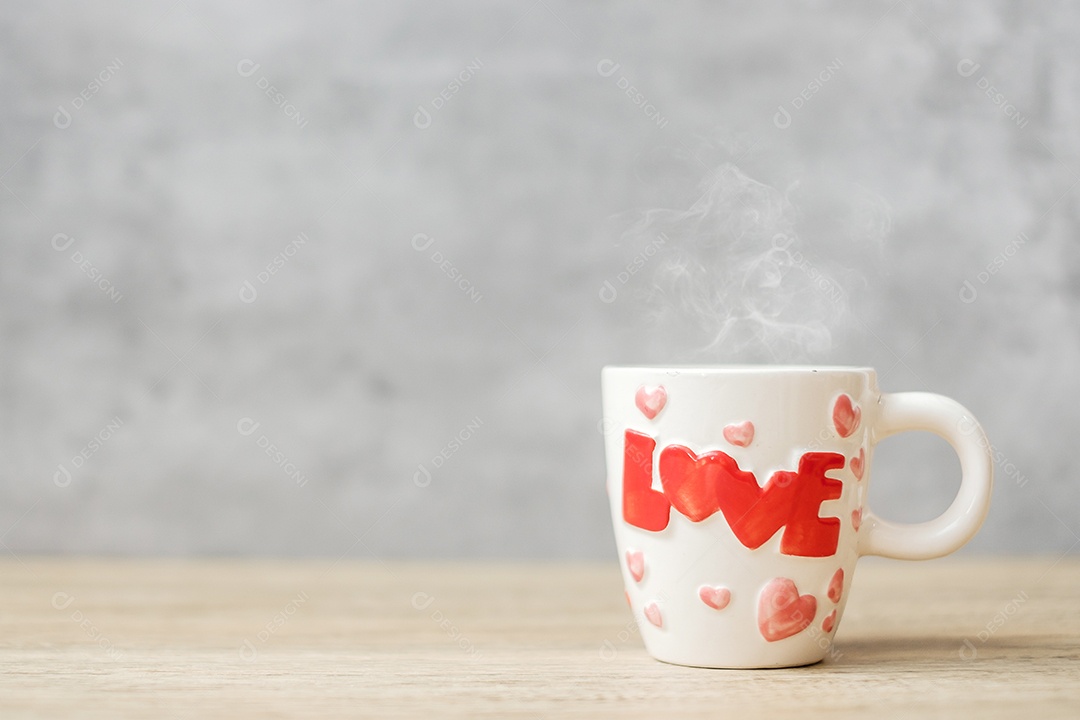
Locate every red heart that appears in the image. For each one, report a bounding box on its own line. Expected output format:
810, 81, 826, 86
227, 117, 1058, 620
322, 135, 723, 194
698, 585, 731, 610
822, 610, 837, 633
723, 420, 755, 447
658, 446, 755, 523
827, 568, 844, 603
833, 394, 861, 438
849, 448, 865, 481
851, 508, 862, 531
644, 601, 663, 628
625, 549, 644, 583
635, 385, 667, 419
758, 577, 817, 642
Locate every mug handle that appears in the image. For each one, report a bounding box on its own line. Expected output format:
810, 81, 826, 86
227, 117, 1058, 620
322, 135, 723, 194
859, 392, 994, 559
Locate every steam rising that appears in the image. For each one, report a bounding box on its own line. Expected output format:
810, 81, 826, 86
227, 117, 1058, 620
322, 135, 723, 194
626, 162, 888, 362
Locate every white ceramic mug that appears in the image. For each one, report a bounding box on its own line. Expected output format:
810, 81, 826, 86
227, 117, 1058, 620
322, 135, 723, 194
601, 366, 993, 668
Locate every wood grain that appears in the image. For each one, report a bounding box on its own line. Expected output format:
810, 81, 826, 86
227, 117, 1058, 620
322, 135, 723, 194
0, 557, 1077, 718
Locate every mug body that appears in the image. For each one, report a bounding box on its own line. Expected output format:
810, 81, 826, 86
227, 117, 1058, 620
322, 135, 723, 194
602, 365, 877, 668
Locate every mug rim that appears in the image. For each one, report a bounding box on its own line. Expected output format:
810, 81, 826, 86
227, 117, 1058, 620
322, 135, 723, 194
602, 364, 875, 375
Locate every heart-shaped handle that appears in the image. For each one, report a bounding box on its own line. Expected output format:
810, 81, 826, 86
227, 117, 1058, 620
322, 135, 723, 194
859, 392, 993, 559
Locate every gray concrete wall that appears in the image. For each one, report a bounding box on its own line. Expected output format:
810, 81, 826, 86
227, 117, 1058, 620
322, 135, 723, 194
1, 1, 1076, 558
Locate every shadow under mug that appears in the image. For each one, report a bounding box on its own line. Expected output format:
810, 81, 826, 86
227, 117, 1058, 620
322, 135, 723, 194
601, 365, 993, 668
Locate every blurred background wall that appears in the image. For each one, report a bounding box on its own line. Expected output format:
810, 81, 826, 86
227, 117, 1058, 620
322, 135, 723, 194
1, 0, 1077, 559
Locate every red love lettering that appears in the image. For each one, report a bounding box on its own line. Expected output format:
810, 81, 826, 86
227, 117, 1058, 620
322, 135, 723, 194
620, 430, 845, 557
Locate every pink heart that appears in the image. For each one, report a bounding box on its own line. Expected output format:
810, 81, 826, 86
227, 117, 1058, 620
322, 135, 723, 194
723, 421, 755, 447
851, 508, 862, 531
758, 577, 816, 642
625, 549, 645, 583
698, 585, 731, 610
635, 385, 667, 419
644, 601, 663, 628
827, 568, 844, 604
833, 394, 861, 438
849, 448, 865, 481
822, 610, 837, 633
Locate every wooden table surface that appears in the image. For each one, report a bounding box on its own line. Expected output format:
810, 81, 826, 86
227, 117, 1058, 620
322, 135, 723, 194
1, 557, 1077, 718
